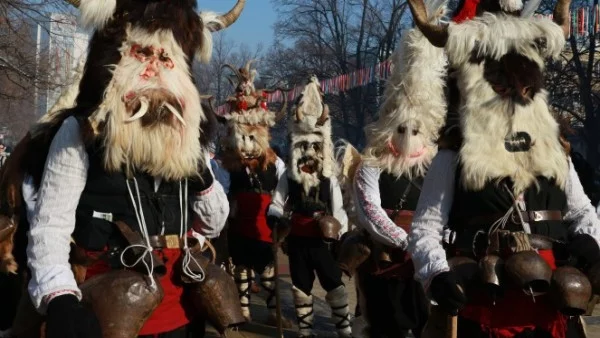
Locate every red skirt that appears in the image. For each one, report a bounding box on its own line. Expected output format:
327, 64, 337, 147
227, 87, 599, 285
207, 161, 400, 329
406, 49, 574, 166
84, 248, 189, 335
459, 249, 567, 338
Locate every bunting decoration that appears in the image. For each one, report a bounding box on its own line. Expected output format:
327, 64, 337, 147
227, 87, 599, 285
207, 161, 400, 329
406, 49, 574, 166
534, 4, 600, 38
216, 5, 599, 116
216, 60, 392, 115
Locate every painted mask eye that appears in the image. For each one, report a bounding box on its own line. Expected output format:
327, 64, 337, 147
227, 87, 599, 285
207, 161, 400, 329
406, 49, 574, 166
313, 142, 322, 152
412, 129, 419, 136
397, 125, 406, 134
249, 135, 255, 141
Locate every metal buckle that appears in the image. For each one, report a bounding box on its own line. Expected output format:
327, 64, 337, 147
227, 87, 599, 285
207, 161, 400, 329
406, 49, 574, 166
532, 211, 543, 222
165, 235, 180, 249
510, 211, 521, 225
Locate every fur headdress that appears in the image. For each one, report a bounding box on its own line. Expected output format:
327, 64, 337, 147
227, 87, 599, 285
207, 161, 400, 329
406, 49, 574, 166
408, 0, 571, 193
288, 76, 335, 192
362, 0, 448, 178
220, 60, 286, 172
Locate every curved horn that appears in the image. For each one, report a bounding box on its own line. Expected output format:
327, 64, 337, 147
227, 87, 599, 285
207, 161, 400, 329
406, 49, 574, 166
552, 0, 572, 37
64, 0, 80, 7
213, 0, 246, 32
245, 59, 258, 73
221, 64, 242, 81
406, 0, 449, 48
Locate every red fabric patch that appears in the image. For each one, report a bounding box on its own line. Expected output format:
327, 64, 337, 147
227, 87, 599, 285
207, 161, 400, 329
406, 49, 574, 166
230, 192, 273, 243
289, 213, 322, 238
459, 249, 567, 338
84, 248, 189, 335
453, 0, 480, 23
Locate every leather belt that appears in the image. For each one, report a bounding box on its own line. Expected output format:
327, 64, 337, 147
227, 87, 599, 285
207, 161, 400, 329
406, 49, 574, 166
149, 235, 199, 249
463, 210, 562, 228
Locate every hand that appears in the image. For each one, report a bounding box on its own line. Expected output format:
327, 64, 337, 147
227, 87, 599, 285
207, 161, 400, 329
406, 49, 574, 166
46, 294, 102, 338
429, 271, 467, 315
567, 234, 600, 270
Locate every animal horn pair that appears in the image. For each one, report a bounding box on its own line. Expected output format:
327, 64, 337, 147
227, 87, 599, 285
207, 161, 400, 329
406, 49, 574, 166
406, 0, 572, 48
63, 0, 245, 32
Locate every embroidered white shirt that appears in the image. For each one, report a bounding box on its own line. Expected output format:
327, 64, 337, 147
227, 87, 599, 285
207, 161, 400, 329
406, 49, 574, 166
353, 163, 408, 249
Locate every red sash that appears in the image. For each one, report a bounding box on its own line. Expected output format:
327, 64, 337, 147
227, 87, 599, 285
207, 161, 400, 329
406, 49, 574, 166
83, 248, 189, 335
459, 249, 567, 338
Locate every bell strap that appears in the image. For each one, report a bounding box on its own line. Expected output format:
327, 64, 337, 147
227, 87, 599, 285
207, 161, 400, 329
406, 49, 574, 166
461, 210, 562, 228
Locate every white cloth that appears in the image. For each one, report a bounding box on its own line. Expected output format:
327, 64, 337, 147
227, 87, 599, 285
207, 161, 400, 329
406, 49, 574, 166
408, 150, 600, 290
27, 116, 228, 313
267, 170, 349, 236
352, 163, 408, 249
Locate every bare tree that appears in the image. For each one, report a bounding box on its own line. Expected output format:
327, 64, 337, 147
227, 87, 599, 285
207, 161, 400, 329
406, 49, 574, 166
0, 0, 77, 139
265, 0, 408, 146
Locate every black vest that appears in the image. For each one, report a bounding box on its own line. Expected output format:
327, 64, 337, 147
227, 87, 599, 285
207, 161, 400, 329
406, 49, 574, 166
448, 165, 568, 247
228, 163, 278, 196
378, 171, 423, 211
287, 177, 332, 216
73, 142, 213, 251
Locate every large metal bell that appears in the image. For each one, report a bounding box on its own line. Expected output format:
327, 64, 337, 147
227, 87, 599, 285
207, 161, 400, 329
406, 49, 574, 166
447, 256, 479, 293
551, 266, 593, 316
318, 215, 342, 242
505, 250, 552, 296
337, 230, 371, 277
479, 254, 504, 295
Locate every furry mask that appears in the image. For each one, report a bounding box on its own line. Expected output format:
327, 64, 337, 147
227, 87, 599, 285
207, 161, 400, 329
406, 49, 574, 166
288, 76, 335, 192
222, 122, 277, 172
362, 0, 447, 178
55, 0, 245, 180
409, 0, 571, 193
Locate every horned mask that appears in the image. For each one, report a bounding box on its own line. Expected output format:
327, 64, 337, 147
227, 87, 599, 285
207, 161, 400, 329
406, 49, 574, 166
288, 76, 335, 193
60, 0, 245, 180
408, 0, 571, 193
362, 0, 448, 178
220, 60, 286, 171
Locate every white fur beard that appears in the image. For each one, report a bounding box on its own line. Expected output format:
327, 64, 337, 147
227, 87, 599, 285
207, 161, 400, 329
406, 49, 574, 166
459, 86, 568, 194
363, 145, 436, 178
93, 27, 204, 180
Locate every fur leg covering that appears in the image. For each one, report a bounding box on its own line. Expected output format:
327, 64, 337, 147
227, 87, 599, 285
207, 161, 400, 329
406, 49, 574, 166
234, 265, 252, 321
260, 265, 277, 315
325, 285, 352, 337
293, 286, 315, 337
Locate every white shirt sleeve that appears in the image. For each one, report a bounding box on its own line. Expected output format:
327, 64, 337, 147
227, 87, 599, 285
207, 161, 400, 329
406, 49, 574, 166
27, 116, 88, 313
329, 176, 349, 236
353, 163, 407, 248
563, 157, 600, 247
408, 150, 457, 290
275, 157, 286, 179
190, 179, 230, 239
267, 169, 289, 218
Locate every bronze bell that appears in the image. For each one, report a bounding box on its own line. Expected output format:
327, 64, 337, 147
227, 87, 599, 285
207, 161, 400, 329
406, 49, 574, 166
318, 215, 342, 242
190, 263, 246, 334
550, 266, 593, 316
337, 230, 371, 277
505, 250, 552, 296
479, 255, 505, 295
80, 270, 164, 338
447, 256, 479, 294
586, 261, 600, 295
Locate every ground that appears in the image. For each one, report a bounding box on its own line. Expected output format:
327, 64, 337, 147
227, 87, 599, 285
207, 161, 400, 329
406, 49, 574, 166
205, 250, 600, 338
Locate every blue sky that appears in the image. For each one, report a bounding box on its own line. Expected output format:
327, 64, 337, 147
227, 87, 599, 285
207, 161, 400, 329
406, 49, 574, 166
198, 0, 277, 49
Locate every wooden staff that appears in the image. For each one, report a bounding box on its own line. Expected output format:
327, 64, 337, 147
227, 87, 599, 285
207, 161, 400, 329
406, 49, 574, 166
272, 226, 284, 338
447, 315, 457, 338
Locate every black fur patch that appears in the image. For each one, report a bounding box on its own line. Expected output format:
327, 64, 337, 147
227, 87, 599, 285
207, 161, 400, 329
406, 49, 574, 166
504, 132, 533, 152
